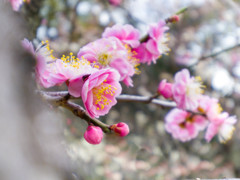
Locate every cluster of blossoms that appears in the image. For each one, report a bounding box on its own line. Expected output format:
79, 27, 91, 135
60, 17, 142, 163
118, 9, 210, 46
158, 69, 237, 143
22, 20, 170, 144
22, 13, 237, 145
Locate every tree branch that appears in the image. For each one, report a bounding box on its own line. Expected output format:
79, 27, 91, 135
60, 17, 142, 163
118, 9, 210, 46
116, 94, 176, 108
199, 43, 240, 60
59, 101, 111, 133
40, 90, 177, 108
40, 91, 111, 133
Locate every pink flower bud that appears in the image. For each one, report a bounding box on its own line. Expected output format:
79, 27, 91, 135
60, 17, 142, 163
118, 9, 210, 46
166, 15, 180, 23
84, 126, 103, 145
158, 79, 173, 99
111, 122, 130, 137
172, 15, 179, 22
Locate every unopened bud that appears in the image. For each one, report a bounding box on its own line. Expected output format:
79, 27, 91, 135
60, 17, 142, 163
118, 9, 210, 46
84, 126, 103, 145
158, 79, 173, 99
166, 15, 180, 23
110, 122, 129, 137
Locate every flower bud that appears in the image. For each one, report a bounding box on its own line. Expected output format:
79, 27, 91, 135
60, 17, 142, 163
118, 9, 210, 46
166, 15, 180, 23
84, 126, 103, 145
158, 79, 173, 99
111, 122, 129, 137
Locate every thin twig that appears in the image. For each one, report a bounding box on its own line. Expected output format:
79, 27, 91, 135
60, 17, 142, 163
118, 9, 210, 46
199, 43, 240, 60
116, 94, 176, 108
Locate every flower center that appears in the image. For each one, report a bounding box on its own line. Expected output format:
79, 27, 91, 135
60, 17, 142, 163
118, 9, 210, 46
186, 76, 205, 97
98, 53, 112, 66
125, 44, 141, 74
179, 114, 193, 129
39, 40, 56, 62
61, 52, 90, 69
92, 81, 117, 110
157, 33, 170, 55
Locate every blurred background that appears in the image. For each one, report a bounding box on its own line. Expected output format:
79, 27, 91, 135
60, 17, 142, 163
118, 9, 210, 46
1, 0, 240, 179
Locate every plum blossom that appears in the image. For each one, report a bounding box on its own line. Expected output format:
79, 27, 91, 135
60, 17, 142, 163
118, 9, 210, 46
9, 0, 24, 11
78, 37, 139, 87
158, 79, 173, 99
22, 39, 63, 88
134, 20, 170, 65
110, 122, 130, 137
102, 24, 140, 48
175, 52, 198, 66
22, 39, 94, 88
108, 0, 122, 6
77, 68, 122, 118
172, 69, 205, 110
23, 39, 122, 118
197, 95, 222, 118
205, 113, 237, 143
84, 125, 103, 145
22, 38, 35, 54
165, 108, 208, 142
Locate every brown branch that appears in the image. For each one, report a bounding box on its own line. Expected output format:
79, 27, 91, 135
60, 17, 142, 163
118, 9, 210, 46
59, 101, 111, 133
40, 91, 111, 133
40, 91, 205, 127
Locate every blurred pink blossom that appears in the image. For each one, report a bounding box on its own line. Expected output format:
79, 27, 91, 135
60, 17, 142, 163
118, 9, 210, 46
205, 113, 237, 143
134, 20, 169, 65
102, 24, 140, 48
172, 69, 204, 110
175, 52, 198, 66
84, 126, 103, 145
9, 0, 23, 11
165, 108, 208, 142
197, 95, 222, 118
108, 0, 122, 6
110, 122, 129, 137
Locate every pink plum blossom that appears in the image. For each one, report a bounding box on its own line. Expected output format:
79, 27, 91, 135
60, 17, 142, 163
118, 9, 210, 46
102, 24, 140, 48
172, 69, 204, 110
22, 38, 35, 54
78, 37, 139, 87
9, 0, 24, 11
197, 95, 222, 118
166, 15, 180, 23
205, 113, 237, 143
175, 52, 198, 66
22, 39, 64, 88
165, 108, 208, 142
110, 122, 129, 137
108, 0, 122, 6
22, 39, 98, 88
158, 79, 173, 99
134, 20, 170, 65
75, 68, 122, 118
52, 53, 97, 87
84, 125, 103, 145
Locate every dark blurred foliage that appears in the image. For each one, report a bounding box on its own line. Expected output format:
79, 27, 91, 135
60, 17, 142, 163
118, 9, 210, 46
17, 0, 240, 179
